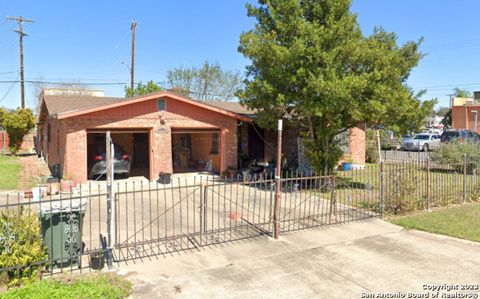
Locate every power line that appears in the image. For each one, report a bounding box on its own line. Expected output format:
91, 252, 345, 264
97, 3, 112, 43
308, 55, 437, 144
0, 70, 18, 75
0, 73, 20, 104
412, 82, 480, 90
0, 80, 128, 85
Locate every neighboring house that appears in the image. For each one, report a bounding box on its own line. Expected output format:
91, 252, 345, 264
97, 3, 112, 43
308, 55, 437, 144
451, 96, 480, 132
426, 115, 444, 128
37, 89, 365, 182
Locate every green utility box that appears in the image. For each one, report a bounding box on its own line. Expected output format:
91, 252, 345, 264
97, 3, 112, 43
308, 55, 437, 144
40, 199, 87, 268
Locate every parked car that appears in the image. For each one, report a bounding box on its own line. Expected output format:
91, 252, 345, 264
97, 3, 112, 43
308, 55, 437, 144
402, 133, 441, 151
440, 129, 480, 143
89, 144, 131, 179
380, 131, 401, 150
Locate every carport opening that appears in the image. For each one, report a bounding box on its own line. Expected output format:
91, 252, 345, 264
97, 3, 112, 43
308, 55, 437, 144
171, 129, 221, 174
87, 130, 150, 180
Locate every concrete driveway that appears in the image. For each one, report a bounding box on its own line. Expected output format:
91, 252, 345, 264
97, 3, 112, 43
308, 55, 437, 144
116, 219, 480, 298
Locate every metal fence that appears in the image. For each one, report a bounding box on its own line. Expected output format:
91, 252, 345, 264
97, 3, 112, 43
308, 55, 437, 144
112, 173, 375, 262
0, 171, 379, 282
6, 155, 479, 281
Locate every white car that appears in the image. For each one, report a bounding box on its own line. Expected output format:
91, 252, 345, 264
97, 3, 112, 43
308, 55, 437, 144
402, 133, 441, 151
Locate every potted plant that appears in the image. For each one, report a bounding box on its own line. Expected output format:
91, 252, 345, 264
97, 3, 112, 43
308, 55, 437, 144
341, 154, 354, 171
61, 175, 76, 193
158, 172, 172, 184
90, 250, 105, 270
222, 166, 237, 178
47, 177, 60, 195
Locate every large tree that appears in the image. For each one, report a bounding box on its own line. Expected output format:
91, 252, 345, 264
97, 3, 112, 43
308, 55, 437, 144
238, 0, 435, 172
167, 61, 243, 101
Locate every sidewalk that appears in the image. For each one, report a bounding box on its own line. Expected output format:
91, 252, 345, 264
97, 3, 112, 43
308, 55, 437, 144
115, 219, 480, 298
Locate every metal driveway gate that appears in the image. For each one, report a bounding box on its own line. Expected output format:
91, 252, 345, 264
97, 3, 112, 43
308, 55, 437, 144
112, 174, 378, 262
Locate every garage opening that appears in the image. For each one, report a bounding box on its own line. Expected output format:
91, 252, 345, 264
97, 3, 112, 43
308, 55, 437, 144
87, 129, 151, 180
171, 129, 221, 174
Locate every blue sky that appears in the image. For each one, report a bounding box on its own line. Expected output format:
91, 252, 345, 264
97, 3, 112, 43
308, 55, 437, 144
1, 0, 479, 110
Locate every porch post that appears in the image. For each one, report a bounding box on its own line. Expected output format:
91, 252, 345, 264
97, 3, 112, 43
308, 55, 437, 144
220, 129, 226, 172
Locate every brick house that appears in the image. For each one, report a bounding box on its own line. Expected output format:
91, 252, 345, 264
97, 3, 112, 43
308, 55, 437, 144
37, 89, 365, 182
451, 97, 480, 132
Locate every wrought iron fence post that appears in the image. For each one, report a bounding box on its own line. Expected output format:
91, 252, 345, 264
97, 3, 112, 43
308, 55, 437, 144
463, 154, 467, 204
379, 161, 385, 218
426, 157, 431, 211
200, 183, 208, 244
328, 176, 337, 224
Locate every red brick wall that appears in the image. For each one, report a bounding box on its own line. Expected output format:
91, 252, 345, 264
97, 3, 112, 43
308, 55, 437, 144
54, 96, 238, 182
349, 124, 366, 165
262, 123, 366, 168
0, 131, 9, 151
452, 105, 480, 132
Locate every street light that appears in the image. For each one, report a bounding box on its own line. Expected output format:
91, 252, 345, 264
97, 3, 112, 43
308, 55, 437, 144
472, 110, 478, 133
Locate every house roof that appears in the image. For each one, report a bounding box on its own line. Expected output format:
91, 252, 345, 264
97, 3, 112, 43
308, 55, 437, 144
43, 95, 123, 115
204, 101, 256, 116
40, 91, 253, 122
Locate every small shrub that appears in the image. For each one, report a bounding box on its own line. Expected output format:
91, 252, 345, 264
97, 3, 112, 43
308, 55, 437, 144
365, 130, 379, 164
431, 140, 480, 163
430, 141, 480, 174
0, 208, 47, 287
366, 143, 379, 164
384, 165, 424, 214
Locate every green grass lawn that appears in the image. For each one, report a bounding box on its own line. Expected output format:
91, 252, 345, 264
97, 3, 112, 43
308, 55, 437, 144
0, 156, 20, 190
391, 203, 480, 242
0, 273, 132, 299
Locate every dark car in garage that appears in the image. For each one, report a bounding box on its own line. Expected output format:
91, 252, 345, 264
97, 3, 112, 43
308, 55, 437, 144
89, 144, 131, 179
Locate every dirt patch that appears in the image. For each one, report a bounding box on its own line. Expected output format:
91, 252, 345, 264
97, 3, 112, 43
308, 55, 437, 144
19, 155, 51, 190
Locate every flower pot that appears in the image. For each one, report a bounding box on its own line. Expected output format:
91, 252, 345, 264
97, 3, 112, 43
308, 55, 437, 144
158, 173, 171, 184
341, 162, 353, 171
61, 180, 74, 193
90, 252, 105, 270
47, 182, 60, 195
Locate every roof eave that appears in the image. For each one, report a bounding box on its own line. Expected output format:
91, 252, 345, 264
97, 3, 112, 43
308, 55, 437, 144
56, 91, 253, 122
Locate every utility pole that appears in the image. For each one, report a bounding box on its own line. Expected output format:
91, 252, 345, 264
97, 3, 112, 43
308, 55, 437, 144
6, 16, 33, 109
130, 20, 137, 91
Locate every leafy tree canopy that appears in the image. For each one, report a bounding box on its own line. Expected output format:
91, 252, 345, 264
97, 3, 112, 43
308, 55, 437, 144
124, 80, 162, 97
167, 61, 243, 101
238, 0, 436, 172
453, 87, 472, 98
1, 108, 35, 154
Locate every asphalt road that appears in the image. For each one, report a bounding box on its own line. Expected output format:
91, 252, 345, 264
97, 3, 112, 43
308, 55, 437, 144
381, 149, 429, 162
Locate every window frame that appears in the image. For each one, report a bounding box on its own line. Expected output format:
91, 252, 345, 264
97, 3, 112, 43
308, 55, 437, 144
157, 98, 167, 111
211, 133, 220, 155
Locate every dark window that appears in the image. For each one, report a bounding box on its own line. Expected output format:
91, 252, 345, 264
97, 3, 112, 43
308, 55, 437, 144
157, 98, 166, 111
180, 134, 191, 148
211, 133, 219, 154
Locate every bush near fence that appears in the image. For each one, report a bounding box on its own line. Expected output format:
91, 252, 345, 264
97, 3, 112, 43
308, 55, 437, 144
0, 209, 46, 287
337, 155, 480, 215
